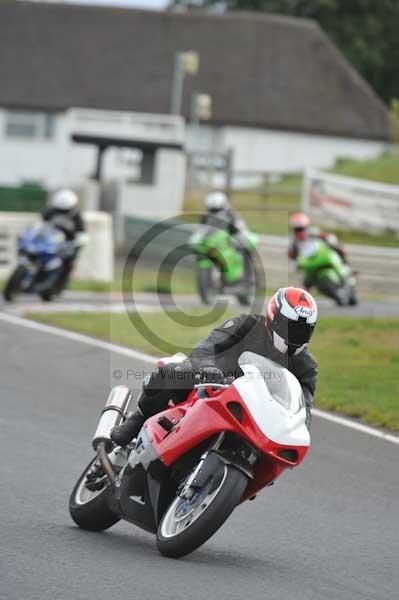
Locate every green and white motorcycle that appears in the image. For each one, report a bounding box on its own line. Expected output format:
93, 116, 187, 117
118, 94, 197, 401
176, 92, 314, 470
296, 238, 358, 306
189, 225, 260, 306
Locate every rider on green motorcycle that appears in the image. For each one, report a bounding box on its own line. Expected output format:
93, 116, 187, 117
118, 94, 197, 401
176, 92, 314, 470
288, 212, 347, 264
203, 191, 252, 256
288, 213, 357, 306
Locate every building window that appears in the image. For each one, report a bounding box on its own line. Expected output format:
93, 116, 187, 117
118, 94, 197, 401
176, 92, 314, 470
5, 111, 55, 140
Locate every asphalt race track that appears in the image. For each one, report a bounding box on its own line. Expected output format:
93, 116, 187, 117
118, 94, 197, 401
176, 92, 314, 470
1, 317, 398, 600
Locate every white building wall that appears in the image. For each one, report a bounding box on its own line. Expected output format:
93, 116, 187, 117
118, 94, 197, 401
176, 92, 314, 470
222, 127, 388, 172
113, 150, 186, 217
185, 124, 388, 176
0, 107, 389, 193
0, 109, 186, 211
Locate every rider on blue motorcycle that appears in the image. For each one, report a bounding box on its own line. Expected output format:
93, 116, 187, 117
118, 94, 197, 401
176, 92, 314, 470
42, 189, 87, 290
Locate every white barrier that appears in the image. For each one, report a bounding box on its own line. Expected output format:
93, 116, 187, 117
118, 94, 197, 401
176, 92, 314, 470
302, 169, 399, 234
0, 211, 113, 282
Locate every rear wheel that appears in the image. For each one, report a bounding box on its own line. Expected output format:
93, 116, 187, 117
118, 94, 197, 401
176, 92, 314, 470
69, 458, 120, 531
157, 464, 248, 558
3, 265, 27, 302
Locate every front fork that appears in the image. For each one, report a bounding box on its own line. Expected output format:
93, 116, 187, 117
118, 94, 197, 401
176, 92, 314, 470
179, 433, 225, 500
17, 256, 37, 290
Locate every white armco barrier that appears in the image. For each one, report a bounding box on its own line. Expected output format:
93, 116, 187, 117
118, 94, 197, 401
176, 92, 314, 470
0, 211, 113, 282
302, 169, 399, 234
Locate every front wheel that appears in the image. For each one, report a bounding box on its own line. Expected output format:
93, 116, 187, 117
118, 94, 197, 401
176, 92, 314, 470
3, 265, 28, 302
157, 464, 248, 558
236, 252, 261, 306
40, 290, 56, 302
317, 276, 345, 305
69, 458, 120, 531
348, 286, 358, 306
196, 264, 220, 305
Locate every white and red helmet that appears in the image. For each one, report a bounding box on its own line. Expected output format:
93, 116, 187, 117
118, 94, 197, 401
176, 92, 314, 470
266, 287, 317, 355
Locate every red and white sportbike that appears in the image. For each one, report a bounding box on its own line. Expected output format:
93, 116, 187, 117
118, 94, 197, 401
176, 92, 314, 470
69, 352, 310, 558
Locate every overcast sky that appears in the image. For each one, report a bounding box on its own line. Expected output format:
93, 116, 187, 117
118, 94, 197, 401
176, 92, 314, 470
27, 0, 167, 10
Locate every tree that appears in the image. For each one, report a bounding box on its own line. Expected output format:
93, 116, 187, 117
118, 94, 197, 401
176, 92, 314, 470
170, 0, 399, 104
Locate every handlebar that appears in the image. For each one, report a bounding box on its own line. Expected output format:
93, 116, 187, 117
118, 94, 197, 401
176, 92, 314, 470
194, 377, 235, 390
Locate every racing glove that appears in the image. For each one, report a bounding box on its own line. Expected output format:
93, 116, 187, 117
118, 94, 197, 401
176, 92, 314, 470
197, 365, 225, 384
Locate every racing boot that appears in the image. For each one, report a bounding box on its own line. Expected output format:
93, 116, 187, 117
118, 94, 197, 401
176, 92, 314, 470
111, 408, 146, 447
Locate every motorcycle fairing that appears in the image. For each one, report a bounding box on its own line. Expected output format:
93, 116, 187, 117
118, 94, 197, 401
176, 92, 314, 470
233, 365, 310, 448
15, 224, 67, 293
189, 226, 245, 283
145, 380, 308, 470
297, 238, 347, 285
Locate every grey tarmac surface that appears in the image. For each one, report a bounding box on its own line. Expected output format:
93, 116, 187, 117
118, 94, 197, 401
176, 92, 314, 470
0, 318, 398, 600
1, 291, 399, 318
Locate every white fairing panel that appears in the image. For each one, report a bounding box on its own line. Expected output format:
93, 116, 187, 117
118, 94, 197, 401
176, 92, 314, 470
233, 362, 310, 447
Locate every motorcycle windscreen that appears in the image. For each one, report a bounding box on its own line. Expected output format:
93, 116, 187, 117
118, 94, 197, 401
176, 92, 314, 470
24, 224, 66, 254
238, 352, 304, 413
235, 352, 309, 446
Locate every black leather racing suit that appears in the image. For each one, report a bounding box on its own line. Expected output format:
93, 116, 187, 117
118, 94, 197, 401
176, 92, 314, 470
41, 207, 86, 289
42, 207, 85, 241
137, 314, 318, 428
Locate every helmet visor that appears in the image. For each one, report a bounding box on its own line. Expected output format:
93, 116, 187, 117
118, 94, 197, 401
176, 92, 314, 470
273, 313, 316, 347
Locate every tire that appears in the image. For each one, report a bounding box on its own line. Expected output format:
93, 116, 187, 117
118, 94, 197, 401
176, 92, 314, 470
40, 290, 55, 302
40, 268, 66, 301
196, 265, 219, 305
348, 285, 358, 306
3, 265, 27, 302
317, 276, 344, 305
236, 253, 262, 307
349, 292, 358, 306
157, 464, 248, 558
69, 459, 120, 532
235, 293, 252, 306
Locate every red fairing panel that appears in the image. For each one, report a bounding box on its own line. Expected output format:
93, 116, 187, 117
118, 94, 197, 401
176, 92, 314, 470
145, 386, 309, 495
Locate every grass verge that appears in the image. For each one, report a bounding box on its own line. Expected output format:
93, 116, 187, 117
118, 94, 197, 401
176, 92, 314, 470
68, 268, 197, 294
26, 310, 399, 432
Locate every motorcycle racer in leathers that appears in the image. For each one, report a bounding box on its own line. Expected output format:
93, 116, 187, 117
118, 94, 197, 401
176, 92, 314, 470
111, 287, 318, 448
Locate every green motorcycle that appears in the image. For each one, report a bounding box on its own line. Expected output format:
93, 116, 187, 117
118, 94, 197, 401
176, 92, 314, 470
297, 238, 358, 306
189, 225, 259, 306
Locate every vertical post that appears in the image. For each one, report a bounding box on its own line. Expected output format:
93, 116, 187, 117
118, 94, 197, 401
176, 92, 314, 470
263, 172, 270, 209
190, 92, 200, 127
170, 54, 184, 115
225, 147, 233, 195
93, 145, 105, 182
170, 51, 199, 115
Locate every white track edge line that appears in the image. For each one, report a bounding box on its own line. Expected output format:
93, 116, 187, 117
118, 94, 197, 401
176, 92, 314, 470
312, 409, 398, 445
0, 311, 155, 363
1, 311, 398, 446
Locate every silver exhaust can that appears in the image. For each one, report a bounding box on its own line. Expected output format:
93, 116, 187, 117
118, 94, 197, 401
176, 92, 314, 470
92, 386, 131, 452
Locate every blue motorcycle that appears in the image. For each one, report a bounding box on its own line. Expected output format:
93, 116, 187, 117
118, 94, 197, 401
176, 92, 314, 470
3, 223, 70, 302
